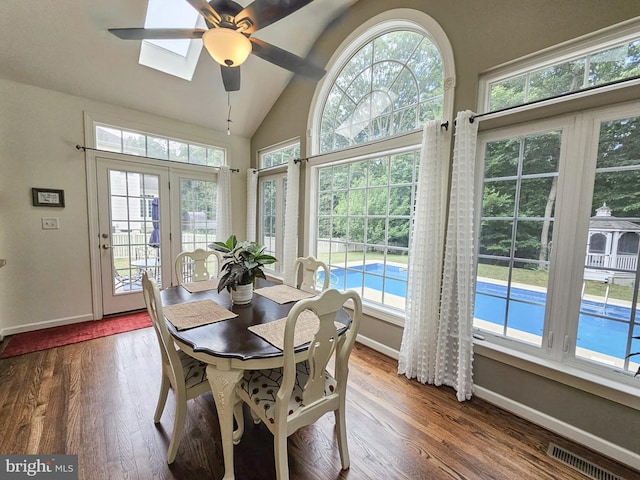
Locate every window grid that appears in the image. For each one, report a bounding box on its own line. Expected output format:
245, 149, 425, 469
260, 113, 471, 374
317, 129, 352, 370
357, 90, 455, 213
320, 30, 444, 154
576, 115, 640, 371
95, 124, 225, 167
475, 130, 560, 347
486, 37, 640, 112
316, 152, 418, 311
260, 143, 300, 169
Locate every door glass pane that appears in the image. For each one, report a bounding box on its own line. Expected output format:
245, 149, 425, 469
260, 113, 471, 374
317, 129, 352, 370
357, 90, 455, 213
110, 170, 161, 293
577, 115, 640, 372
180, 178, 217, 251
261, 180, 276, 257
474, 130, 561, 347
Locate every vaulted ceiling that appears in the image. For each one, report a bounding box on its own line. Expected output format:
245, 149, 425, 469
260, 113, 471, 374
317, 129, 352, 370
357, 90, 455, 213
0, 0, 357, 138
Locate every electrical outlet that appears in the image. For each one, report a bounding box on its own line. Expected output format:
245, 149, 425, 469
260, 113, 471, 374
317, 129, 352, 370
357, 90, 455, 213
42, 217, 59, 229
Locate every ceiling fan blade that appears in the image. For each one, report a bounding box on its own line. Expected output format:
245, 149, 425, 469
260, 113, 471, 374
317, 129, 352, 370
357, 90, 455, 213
220, 65, 241, 92
250, 38, 325, 79
236, 0, 313, 34
184, 0, 221, 25
109, 28, 205, 40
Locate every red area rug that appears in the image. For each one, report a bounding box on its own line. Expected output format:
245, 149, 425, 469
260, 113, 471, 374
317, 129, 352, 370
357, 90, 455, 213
0, 311, 152, 359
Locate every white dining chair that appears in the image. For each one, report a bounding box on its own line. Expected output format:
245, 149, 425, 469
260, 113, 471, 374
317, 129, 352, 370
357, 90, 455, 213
292, 256, 330, 293
238, 288, 363, 480
141, 272, 213, 464
174, 248, 223, 286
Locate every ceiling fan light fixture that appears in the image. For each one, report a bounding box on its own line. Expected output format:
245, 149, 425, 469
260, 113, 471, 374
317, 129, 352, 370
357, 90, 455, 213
202, 28, 252, 67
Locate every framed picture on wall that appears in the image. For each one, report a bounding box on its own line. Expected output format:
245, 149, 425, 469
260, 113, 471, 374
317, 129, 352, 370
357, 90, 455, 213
32, 188, 65, 207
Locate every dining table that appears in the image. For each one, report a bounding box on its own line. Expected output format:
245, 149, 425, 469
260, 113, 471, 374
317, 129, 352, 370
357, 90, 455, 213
160, 278, 350, 480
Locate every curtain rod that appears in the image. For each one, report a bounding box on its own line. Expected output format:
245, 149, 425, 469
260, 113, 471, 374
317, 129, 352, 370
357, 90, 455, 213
75, 145, 240, 172
252, 125, 453, 173
468, 73, 640, 124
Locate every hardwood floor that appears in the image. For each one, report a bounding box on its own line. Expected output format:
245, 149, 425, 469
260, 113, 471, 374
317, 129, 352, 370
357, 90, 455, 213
0, 328, 637, 480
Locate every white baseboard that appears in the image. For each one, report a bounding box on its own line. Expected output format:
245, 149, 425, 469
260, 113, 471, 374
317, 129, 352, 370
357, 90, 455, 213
356, 333, 400, 360
474, 386, 640, 471
1, 314, 95, 338
355, 335, 639, 471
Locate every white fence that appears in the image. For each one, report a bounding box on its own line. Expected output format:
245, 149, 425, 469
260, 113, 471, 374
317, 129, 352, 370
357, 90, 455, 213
111, 233, 215, 259
585, 253, 637, 272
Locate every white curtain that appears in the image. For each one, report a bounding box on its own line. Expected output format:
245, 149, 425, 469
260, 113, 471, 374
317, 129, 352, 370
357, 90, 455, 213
282, 158, 299, 285
398, 111, 479, 402
216, 165, 232, 242
438, 110, 478, 401
246, 168, 258, 242
398, 119, 448, 384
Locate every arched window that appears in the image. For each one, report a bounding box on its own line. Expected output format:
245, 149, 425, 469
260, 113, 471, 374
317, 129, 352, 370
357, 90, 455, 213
589, 233, 607, 253
308, 11, 454, 314
618, 232, 639, 255
319, 30, 445, 153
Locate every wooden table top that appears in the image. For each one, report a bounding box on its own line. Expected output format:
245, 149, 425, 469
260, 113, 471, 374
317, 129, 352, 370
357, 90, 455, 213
161, 278, 350, 361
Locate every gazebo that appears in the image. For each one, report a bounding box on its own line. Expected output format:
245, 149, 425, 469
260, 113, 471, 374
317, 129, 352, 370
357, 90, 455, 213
584, 203, 640, 292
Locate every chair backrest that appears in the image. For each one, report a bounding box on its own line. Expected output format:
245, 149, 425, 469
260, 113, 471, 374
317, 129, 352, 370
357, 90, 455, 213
293, 256, 330, 293
174, 249, 222, 286
278, 288, 362, 427
142, 272, 183, 382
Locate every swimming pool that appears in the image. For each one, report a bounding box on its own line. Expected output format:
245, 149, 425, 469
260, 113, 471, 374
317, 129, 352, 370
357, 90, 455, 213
325, 263, 636, 360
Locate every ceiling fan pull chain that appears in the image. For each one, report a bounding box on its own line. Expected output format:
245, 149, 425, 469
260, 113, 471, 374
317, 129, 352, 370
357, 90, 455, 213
227, 92, 232, 136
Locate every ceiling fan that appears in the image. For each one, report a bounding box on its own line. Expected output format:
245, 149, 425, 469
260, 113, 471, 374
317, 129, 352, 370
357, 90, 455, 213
109, 0, 326, 92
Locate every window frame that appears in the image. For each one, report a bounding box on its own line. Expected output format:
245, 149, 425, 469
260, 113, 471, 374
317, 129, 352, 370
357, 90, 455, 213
473, 25, 640, 402
477, 17, 640, 118
257, 139, 300, 278
307, 9, 455, 322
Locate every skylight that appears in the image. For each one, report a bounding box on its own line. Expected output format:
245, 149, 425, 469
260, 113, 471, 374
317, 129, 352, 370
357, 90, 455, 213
138, 0, 204, 80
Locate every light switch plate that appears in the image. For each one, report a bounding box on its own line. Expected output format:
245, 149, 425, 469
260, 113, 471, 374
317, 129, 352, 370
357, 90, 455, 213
42, 217, 59, 229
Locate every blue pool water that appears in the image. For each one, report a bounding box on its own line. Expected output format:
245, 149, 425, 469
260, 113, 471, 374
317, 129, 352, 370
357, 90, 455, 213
324, 263, 637, 360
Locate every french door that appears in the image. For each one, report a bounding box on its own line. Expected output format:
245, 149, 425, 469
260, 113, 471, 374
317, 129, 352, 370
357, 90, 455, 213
97, 158, 171, 314
95, 157, 219, 315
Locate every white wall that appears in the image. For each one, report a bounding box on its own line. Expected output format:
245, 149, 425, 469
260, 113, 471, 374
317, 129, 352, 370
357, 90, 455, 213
0, 78, 249, 336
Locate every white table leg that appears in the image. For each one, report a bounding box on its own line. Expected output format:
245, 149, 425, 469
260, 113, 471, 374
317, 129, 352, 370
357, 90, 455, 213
206, 365, 243, 480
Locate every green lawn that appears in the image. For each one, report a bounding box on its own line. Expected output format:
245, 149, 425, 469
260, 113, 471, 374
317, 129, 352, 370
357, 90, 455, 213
317, 249, 634, 302
476, 264, 633, 302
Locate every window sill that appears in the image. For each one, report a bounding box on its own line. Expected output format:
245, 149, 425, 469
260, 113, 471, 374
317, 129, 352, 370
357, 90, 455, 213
473, 338, 640, 411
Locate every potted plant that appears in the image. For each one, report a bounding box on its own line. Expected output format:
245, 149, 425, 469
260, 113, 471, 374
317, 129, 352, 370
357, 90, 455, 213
210, 235, 277, 304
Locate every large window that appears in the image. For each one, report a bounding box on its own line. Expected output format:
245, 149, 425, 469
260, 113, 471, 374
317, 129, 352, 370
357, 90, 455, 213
476, 128, 561, 347
474, 21, 640, 383
310, 12, 454, 315
316, 152, 419, 310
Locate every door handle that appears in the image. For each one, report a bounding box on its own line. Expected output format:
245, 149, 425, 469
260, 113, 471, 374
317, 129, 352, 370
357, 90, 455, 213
102, 244, 111, 249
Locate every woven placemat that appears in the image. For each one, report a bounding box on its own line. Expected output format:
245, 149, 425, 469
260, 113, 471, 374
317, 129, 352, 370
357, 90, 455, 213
253, 284, 316, 304
248, 310, 342, 350
182, 279, 219, 293
163, 299, 237, 330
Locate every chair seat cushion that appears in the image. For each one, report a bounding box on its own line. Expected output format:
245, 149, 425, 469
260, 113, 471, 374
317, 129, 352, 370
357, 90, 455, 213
240, 360, 337, 424
178, 350, 208, 389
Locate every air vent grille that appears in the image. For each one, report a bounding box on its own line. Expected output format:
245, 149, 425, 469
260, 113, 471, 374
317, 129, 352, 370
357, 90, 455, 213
547, 443, 625, 480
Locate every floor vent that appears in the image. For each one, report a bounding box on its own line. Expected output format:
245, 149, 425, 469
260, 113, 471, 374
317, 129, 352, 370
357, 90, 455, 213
547, 443, 624, 480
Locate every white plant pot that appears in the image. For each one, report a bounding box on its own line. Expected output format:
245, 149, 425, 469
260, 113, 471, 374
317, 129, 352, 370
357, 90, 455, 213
231, 283, 253, 305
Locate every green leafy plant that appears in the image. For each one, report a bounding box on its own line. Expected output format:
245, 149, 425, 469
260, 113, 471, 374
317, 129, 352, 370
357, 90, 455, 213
626, 335, 640, 377
210, 235, 277, 293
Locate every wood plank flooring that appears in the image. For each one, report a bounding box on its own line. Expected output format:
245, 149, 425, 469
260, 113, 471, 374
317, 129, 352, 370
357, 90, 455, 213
0, 328, 638, 480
